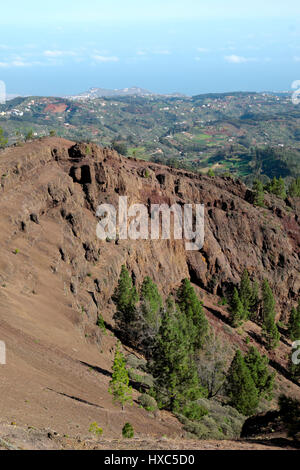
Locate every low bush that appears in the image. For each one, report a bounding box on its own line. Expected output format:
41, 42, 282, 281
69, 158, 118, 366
177, 398, 245, 440
128, 368, 154, 389
97, 314, 106, 333
122, 422, 134, 439
182, 402, 208, 421
126, 354, 147, 371
138, 393, 158, 412
89, 422, 103, 437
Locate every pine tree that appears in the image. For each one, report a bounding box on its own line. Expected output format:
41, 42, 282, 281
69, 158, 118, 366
229, 288, 244, 327
113, 265, 139, 326
150, 297, 202, 410
261, 280, 280, 350
267, 176, 286, 199
109, 342, 133, 410
244, 346, 275, 400
226, 350, 259, 416
177, 279, 209, 349
140, 276, 163, 329
276, 176, 287, 199
264, 320, 280, 351
288, 300, 300, 342
252, 179, 265, 207
249, 280, 260, 321
288, 177, 300, 198
239, 270, 252, 319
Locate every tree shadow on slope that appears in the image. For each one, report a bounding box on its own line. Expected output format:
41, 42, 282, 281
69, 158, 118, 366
246, 331, 299, 387
46, 387, 104, 409
80, 361, 112, 379
80, 360, 149, 393
100, 320, 138, 352
203, 304, 231, 326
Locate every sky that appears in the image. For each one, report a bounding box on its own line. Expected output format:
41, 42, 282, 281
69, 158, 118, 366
0, 0, 300, 96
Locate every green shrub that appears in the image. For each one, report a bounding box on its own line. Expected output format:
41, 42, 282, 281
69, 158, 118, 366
128, 368, 154, 388
181, 415, 224, 440
97, 314, 106, 334
112, 141, 128, 156
178, 398, 245, 440
122, 422, 134, 439
128, 369, 143, 382
182, 402, 208, 421
218, 297, 228, 306
126, 354, 147, 371
25, 129, 34, 141
138, 393, 158, 412
141, 374, 154, 388
89, 422, 103, 436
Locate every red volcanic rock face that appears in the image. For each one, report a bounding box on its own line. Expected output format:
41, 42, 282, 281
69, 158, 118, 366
0, 138, 299, 324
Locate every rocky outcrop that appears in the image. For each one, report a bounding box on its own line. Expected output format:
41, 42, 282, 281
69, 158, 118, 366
0, 138, 299, 326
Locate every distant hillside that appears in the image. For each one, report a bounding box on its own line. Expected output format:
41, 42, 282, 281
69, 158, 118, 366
66, 86, 187, 100
1, 92, 300, 182
67, 86, 154, 100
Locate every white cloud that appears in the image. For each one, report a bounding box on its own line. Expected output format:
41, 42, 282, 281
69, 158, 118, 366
44, 50, 64, 57
0, 59, 46, 68
43, 50, 77, 57
136, 48, 170, 57
0, 60, 30, 67
294, 56, 300, 62
197, 47, 209, 53
92, 55, 119, 62
225, 55, 255, 64
11, 60, 30, 67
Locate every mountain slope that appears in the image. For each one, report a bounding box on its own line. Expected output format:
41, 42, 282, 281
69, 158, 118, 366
0, 138, 299, 444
